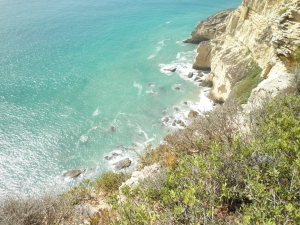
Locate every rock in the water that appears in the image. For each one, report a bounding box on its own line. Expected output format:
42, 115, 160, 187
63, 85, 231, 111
188, 110, 199, 118
104, 150, 123, 161
114, 158, 131, 170
63, 169, 86, 178
198, 71, 204, 77
172, 122, 176, 126
163, 117, 170, 123
164, 67, 177, 72
110, 125, 115, 131
174, 86, 180, 91
188, 72, 194, 78
173, 106, 179, 111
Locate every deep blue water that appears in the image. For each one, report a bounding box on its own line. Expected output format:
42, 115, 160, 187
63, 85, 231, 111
0, 0, 241, 196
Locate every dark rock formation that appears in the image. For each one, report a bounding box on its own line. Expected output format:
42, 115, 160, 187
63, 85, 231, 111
114, 158, 131, 170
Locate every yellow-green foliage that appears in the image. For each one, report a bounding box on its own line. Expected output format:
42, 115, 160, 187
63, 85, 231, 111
230, 61, 262, 104
110, 95, 300, 224
279, 8, 287, 16
94, 171, 129, 193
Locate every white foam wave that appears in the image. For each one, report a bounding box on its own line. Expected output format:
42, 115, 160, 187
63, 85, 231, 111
92, 107, 100, 116
146, 89, 158, 95
159, 48, 214, 129
133, 81, 143, 95
79, 126, 98, 143
147, 39, 169, 59
148, 55, 155, 59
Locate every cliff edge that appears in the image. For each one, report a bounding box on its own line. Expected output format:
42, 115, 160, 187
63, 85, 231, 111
186, 0, 300, 103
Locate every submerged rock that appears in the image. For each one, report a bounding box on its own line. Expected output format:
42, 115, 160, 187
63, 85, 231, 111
110, 125, 115, 131
62, 169, 86, 178
114, 158, 131, 170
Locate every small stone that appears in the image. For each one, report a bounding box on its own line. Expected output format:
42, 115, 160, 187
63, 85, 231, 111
163, 117, 170, 123
180, 121, 185, 127
198, 71, 204, 77
176, 120, 182, 124
173, 106, 179, 111
172, 122, 176, 126
188, 72, 193, 78
110, 125, 115, 131
174, 86, 180, 91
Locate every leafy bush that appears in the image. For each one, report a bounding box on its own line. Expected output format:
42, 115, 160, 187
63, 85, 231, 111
94, 171, 129, 193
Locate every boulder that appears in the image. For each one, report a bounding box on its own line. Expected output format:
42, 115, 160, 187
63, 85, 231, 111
174, 86, 181, 91
198, 71, 204, 77
188, 110, 199, 118
114, 158, 131, 170
163, 117, 170, 123
188, 72, 194, 78
164, 67, 177, 72
62, 169, 86, 178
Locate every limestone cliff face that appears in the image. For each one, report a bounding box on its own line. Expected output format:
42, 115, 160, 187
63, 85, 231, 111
187, 0, 300, 103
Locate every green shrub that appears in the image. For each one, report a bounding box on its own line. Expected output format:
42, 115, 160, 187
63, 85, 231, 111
94, 171, 129, 193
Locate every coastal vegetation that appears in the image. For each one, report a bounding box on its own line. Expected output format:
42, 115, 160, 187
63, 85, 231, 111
3, 93, 300, 225
102, 94, 300, 225
228, 61, 262, 104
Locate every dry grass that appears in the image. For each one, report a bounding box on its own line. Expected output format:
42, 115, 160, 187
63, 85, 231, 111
0, 193, 76, 225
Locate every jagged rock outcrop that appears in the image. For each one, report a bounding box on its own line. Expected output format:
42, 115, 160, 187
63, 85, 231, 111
187, 0, 300, 103
184, 9, 235, 44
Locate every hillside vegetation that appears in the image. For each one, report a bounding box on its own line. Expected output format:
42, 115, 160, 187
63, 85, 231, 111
104, 94, 300, 225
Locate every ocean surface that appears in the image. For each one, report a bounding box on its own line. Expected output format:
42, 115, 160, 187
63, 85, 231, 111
0, 0, 241, 196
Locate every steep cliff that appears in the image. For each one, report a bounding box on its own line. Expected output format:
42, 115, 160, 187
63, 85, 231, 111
186, 0, 300, 103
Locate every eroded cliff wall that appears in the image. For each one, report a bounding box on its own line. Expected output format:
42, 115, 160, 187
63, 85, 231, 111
186, 0, 300, 103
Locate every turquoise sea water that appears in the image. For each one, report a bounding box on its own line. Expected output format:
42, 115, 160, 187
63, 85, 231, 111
0, 0, 241, 196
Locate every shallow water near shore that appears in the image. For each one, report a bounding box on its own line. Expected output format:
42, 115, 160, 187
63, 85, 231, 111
0, 0, 241, 196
